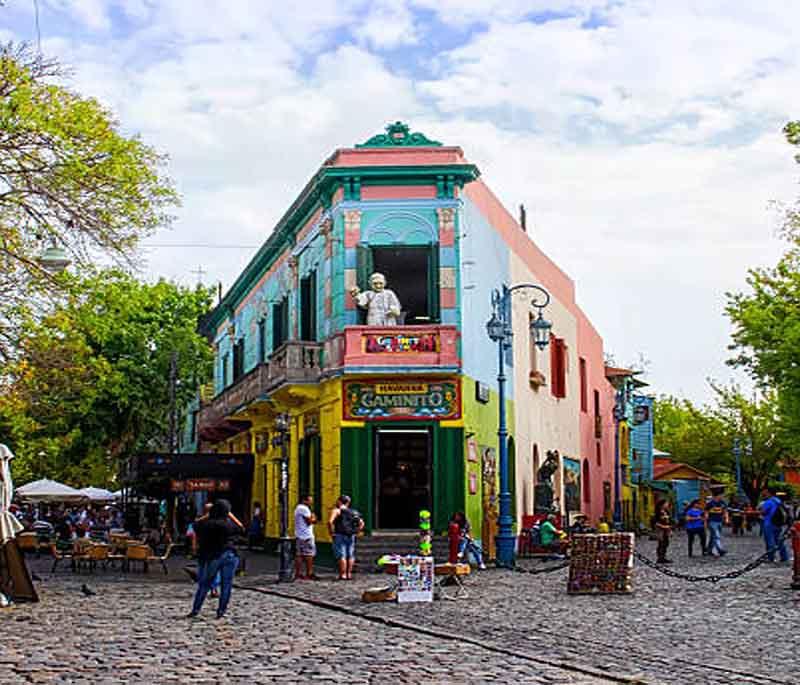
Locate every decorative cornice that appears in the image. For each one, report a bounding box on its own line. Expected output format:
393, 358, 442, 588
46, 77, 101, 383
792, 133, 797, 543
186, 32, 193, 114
356, 121, 442, 148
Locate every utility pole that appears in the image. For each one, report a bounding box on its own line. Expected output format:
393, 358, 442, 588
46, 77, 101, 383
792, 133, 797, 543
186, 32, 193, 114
168, 351, 178, 454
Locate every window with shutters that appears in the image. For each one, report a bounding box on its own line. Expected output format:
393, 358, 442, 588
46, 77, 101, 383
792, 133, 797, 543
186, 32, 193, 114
300, 271, 317, 341
257, 318, 267, 364
272, 297, 289, 350
550, 335, 567, 398
232, 338, 245, 382
579, 357, 587, 412
221, 352, 230, 388
356, 244, 440, 324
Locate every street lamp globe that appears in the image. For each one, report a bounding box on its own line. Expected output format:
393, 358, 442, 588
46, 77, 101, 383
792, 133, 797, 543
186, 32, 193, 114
37, 244, 71, 273
274, 413, 289, 433
530, 311, 552, 349
486, 312, 505, 342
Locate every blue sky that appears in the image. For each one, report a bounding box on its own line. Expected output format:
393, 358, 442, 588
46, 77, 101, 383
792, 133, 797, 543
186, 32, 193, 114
2, 0, 798, 404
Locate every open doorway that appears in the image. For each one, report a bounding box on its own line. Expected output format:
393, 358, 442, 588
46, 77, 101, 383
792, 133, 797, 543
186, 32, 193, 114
375, 428, 432, 529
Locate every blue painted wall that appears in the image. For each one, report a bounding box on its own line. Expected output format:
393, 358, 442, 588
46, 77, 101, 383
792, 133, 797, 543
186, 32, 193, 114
459, 195, 512, 393
630, 395, 654, 483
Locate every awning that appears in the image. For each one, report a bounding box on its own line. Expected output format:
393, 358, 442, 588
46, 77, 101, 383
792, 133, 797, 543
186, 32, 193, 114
79, 487, 116, 502
16, 479, 86, 503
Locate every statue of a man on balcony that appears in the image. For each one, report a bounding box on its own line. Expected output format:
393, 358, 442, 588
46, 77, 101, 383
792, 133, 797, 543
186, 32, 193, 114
350, 272, 401, 326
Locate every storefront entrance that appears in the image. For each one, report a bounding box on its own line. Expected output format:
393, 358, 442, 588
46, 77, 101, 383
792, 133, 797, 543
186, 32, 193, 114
375, 428, 432, 529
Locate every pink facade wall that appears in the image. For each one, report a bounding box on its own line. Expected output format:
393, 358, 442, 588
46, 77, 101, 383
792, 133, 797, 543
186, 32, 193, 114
464, 179, 615, 525
327, 147, 467, 168
360, 185, 438, 200
577, 313, 617, 523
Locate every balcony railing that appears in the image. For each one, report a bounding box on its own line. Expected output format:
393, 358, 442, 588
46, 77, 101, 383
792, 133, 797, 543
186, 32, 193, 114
199, 341, 323, 434
325, 324, 460, 371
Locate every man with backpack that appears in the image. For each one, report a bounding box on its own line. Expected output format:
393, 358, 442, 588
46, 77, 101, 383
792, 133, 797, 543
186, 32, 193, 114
759, 486, 790, 562
328, 495, 364, 580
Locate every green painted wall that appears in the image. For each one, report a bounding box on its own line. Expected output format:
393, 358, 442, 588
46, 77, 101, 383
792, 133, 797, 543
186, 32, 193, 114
461, 376, 515, 541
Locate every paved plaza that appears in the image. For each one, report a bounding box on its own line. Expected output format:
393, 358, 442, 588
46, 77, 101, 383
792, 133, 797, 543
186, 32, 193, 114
2, 532, 797, 684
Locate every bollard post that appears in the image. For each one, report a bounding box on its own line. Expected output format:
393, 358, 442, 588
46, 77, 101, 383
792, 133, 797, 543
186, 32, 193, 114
448, 522, 460, 563
791, 521, 800, 590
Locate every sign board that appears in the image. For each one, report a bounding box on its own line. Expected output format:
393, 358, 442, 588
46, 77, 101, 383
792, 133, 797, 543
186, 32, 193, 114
170, 479, 232, 493
475, 381, 490, 404
364, 332, 439, 354
343, 379, 461, 421
396, 556, 434, 603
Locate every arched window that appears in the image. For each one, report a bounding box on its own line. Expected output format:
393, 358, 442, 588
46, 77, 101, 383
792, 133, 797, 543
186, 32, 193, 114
582, 459, 591, 504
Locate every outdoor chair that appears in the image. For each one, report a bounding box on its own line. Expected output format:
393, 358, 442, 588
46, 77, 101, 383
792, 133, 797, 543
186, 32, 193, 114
124, 544, 151, 573
49, 543, 73, 573
75, 544, 110, 573
146, 542, 175, 575
16, 532, 39, 555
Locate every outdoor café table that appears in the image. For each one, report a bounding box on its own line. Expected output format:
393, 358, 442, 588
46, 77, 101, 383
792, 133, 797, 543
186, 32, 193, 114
382, 561, 471, 600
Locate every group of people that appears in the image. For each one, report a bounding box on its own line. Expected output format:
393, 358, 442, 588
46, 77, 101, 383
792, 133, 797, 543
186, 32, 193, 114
652, 486, 794, 564
13, 503, 127, 548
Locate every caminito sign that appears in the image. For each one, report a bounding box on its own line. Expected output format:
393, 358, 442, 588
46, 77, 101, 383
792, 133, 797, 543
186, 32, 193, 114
344, 379, 461, 421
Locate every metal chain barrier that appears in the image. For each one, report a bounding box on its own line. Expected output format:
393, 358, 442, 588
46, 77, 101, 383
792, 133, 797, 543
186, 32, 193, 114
633, 527, 793, 584
512, 559, 571, 574
508, 528, 794, 583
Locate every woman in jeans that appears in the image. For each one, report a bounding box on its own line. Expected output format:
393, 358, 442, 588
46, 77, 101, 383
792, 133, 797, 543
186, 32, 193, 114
188, 499, 243, 619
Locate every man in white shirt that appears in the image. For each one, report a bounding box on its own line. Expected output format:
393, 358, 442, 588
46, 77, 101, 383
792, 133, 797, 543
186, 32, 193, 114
293, 494, 317, 580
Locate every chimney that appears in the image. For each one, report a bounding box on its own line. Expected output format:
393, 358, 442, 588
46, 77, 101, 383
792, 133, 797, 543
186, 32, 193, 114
519, 204, 527, 232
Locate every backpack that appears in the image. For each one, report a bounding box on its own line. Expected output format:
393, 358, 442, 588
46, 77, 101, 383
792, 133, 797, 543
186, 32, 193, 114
770, 501, 787, 528
339, 507, 362, 536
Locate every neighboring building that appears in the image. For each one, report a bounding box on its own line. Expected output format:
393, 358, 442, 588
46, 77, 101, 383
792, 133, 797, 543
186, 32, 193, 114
605, 367, 649, 529
652, 454, 715, 517
195, 122, 619, 558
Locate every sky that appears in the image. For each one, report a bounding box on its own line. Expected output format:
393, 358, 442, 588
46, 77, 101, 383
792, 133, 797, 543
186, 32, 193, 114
2, 0, 799, 405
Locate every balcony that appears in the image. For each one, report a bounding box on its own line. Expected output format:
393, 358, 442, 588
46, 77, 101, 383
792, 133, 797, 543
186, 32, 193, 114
325, 324, 460, 372
198, 341, 323, 440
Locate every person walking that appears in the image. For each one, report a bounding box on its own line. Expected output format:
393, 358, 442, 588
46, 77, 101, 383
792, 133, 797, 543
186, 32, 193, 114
247, 502, 263, 551
684, 499, 707, 557
187, 500, 243, 619
652, 500, 673, 564
705, 491, 728, 557
328, 495, 363, 580
759, 487, 789, 563
293, 494, 318, 580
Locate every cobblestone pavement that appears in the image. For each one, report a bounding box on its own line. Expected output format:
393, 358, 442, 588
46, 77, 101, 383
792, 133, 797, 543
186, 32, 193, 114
241, 532, 799, 685
2, 562, 611, 684
3, 532, 795, 684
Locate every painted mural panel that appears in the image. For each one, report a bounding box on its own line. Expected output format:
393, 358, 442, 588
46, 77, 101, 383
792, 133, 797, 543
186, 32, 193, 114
481, 445, 498, 561
563, 457, 581, 515
343, 379, 461, 421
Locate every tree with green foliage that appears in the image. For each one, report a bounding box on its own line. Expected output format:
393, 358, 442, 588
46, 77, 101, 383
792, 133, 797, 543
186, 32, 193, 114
653, 385, 789, 505
0, 269, 213, 487
726, 121, 800, 442
0, 43, 179, 361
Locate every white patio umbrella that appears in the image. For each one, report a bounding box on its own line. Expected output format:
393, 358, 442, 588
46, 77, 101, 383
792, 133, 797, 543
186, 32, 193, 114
16, 479, 86, 503
80, 487, 116, 502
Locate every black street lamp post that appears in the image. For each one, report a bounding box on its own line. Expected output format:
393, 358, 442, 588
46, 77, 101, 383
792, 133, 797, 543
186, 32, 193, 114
486, 283, 552, 568
273, 413, 292, 582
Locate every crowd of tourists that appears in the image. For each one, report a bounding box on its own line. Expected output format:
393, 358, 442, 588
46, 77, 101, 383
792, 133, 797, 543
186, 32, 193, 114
651, 486, 795, 564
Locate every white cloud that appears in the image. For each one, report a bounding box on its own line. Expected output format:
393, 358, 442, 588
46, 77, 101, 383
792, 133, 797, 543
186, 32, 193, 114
5, 0, 800, 404
355, 0, 418, 49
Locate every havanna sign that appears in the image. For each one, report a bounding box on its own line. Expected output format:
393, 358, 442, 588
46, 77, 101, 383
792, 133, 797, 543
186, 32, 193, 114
343, 379, 461, 421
